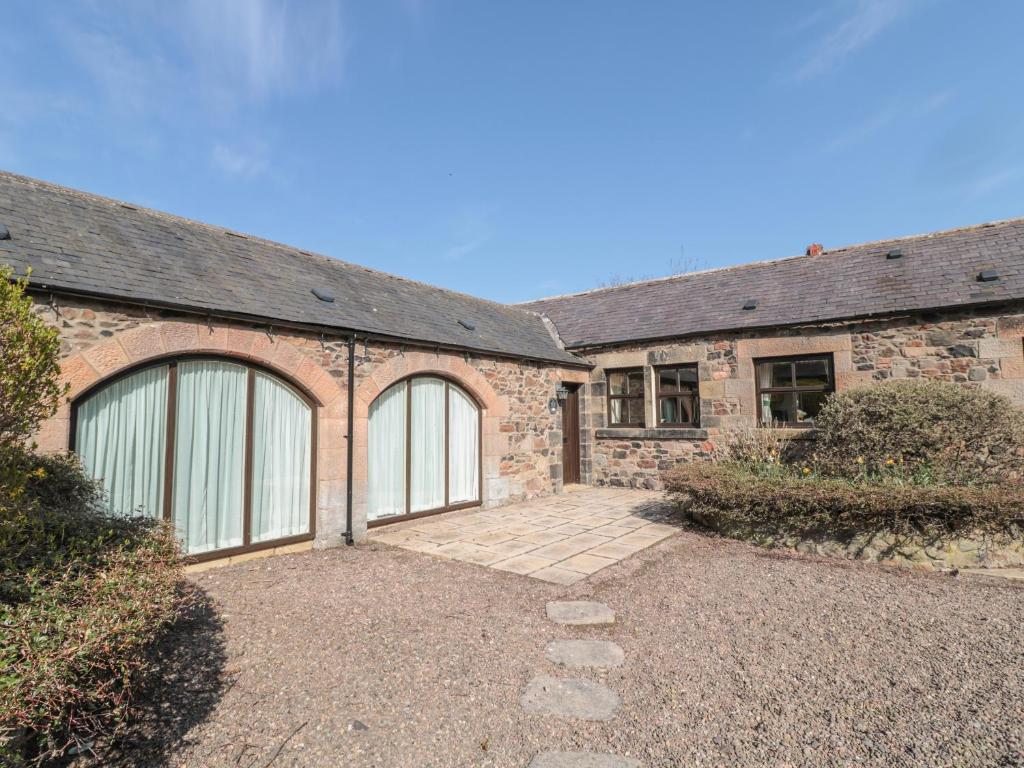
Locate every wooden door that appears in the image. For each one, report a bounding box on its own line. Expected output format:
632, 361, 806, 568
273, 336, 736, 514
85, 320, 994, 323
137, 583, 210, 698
562, 384, 581, 485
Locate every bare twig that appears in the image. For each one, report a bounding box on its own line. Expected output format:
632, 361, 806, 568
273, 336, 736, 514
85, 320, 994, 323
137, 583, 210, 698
261, 721, 307, 767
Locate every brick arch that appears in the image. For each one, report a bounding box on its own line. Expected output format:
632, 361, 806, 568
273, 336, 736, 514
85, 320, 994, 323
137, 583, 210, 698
350, 349, 509, 536
354, 349, 506, 418
60, 320, 343, 406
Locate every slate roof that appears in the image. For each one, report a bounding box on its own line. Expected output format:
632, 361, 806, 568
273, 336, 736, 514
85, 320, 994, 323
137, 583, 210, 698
0, 172, 582, 365
521, 217, 1024, 348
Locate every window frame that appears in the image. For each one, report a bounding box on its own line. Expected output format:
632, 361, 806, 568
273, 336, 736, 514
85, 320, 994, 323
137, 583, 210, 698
366, 374, 484, 529
754, 353, 835, 428
69, 354, 318, 563
606, 367, 646, 428
655, 364, 700, 427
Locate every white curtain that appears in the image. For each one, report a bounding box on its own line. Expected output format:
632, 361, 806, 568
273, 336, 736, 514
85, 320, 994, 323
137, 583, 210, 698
172, 361, 247, 554
448, 385, 479, 504
251, 373, 311, 542
368, 381, 407, 520
75, 365, 168, 519
410, 377, 445, 512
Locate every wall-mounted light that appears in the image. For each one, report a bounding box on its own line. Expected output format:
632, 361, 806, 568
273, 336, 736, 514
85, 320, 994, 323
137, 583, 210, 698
548, 398, 559, 414
555, 384, 569, 401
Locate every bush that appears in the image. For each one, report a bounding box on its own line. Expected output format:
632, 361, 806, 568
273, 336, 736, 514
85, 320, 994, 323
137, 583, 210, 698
811, 379, 1024, 485
0, 267, 66, 494
0, 442, 183, 763
665, 462, 1024, 541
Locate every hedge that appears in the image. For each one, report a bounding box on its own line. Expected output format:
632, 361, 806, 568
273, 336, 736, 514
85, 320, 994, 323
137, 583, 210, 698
664, 462, 1024, 541
811, 379, 1024, 485
0, 452, 183, 764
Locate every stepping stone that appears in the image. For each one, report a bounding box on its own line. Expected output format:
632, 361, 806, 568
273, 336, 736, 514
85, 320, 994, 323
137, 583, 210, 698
529, 753, 642, 768
546, 640, 624, 668
546, 601, 615, 625
520, 676, 620, 720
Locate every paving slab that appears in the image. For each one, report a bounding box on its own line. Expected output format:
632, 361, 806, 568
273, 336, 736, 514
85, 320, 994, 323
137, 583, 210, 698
367, 487, 673, 582
532, 566, 586, 585
559, 553, 619, 575
520, 676, 621, 720
545, 640, 625, 668
546, 601, 615, 625
528, 753, 642, 768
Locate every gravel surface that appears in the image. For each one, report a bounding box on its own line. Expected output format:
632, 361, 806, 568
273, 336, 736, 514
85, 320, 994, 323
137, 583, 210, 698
88, 523, 1024, 767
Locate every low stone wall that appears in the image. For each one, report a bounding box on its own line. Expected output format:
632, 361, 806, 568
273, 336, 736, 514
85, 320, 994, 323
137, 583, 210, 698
591, 431, 714, 489
690, 510, 1024, 571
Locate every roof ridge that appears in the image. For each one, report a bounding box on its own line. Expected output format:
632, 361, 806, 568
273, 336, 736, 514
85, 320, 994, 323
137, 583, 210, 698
0, 170, 536, 320
520, 214, 1024, 305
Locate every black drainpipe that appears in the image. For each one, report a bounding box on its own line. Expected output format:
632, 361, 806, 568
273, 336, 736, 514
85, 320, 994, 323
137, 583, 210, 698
345, 334, 356, 545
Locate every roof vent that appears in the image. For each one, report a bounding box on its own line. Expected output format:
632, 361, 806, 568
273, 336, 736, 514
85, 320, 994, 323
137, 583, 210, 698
458, 319, 476, 331
886, 249, 903, 259
311, 287, 335, 303
0, 224, 9, 240
805, 243, 823, 257
977, 269, 999, 282
742, 299, 758, 311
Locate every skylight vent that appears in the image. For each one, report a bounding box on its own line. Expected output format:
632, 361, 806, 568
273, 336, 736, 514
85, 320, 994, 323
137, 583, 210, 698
458, 319, 476, 331
742, 299, 758, 311
886, 249, 903, 259
311, 287, 335, 303
0, 224, 10, 241
977, 269, 1000, 283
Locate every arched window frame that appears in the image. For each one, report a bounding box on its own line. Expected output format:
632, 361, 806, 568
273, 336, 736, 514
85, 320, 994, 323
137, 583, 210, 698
367, 374, 483, 528
69, 354, 318, 562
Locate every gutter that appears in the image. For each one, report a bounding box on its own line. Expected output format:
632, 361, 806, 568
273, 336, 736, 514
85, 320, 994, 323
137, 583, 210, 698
563, 297, 1024, 355
345, 335, 356, 545
23, 284, 593, 369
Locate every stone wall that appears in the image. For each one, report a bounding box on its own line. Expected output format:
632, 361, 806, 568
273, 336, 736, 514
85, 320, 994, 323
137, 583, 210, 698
31, 293, 587, 545
582, 304, 1024, 489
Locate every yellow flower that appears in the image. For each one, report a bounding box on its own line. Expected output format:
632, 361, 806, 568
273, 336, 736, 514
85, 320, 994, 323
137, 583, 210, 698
802, 467, 811, 475
885, 458, 895, 466
855, 456, 865, 465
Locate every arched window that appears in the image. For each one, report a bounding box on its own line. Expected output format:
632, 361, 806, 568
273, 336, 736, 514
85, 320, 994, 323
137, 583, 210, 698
368, 376, 481, 524
72, 357, 315, 559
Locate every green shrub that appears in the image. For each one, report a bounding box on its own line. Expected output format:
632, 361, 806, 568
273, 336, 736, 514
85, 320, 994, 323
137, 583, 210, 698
0, 451, 184, 763
0, 266, 67, 494
665, 462, 1024, 541
811, 379, 1024, 485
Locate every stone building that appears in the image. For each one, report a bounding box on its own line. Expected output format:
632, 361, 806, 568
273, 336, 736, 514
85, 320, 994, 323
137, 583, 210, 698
4, 171, 1023, 561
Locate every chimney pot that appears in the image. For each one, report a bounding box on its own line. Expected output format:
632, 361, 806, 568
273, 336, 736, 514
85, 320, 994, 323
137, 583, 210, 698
806, 243, 823, 257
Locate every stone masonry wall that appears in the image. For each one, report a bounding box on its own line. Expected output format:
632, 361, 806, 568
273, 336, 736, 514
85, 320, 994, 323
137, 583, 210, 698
583, 303, 1024, 489
31, 294, 587, 546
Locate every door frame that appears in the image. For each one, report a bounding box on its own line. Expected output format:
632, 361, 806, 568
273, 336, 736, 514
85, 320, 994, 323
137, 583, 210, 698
561, 383, 581, 485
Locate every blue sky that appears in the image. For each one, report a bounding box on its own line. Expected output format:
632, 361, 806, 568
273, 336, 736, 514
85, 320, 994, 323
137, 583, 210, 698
3, 1, 1023, 302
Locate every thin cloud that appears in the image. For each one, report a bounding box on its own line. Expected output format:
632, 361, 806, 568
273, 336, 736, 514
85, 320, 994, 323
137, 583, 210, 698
796, 0, 917, 80
61, 26, 171, 115
211, 140, 270, 178
180, 0, 347, 106
58, 0, 347, 117
823, 89, 954, 152
443, 205, 495, 262
444, 236, 490, 262
965, 167, 1021, 200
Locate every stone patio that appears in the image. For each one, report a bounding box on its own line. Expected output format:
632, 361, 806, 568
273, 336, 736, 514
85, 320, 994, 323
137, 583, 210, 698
367, 487, 676, 584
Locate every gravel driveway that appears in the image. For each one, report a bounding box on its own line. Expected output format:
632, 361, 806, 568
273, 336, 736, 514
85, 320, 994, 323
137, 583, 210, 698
93, 522, 1024, 767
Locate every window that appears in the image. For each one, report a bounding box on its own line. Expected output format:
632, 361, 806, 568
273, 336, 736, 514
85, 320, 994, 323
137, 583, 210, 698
368, 376, 480, 525
607, 368, 645, 427
656, 366, 700, 426
755, 354, 834, 427
72, 357, 314, 559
